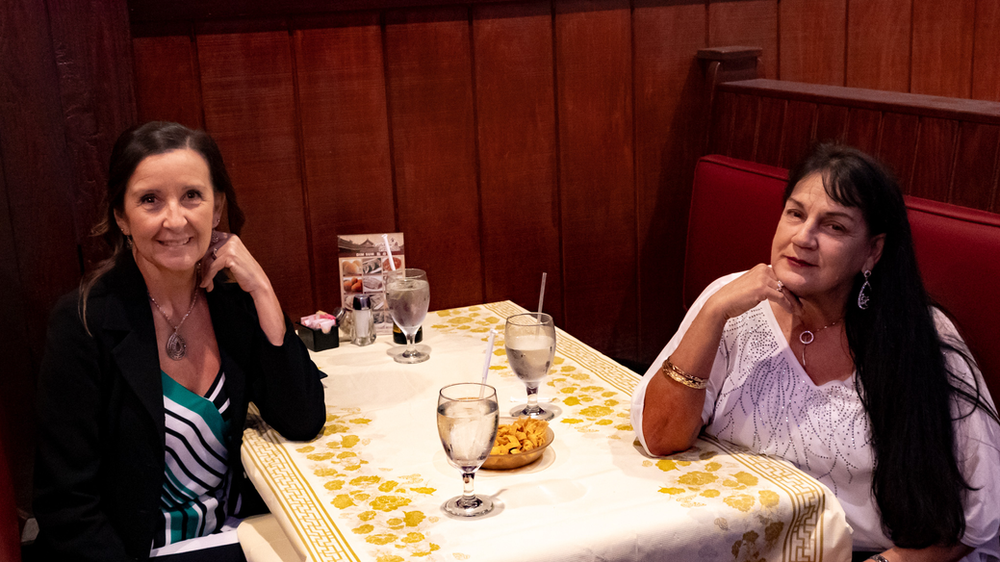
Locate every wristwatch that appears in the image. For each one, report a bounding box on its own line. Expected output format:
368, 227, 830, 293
867, 556, 890, 562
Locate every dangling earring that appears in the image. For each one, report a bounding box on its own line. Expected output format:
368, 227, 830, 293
122, 230, 132, 249
857, 269, 872, 310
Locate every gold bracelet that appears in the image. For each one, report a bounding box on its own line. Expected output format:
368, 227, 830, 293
660, 358, 708, 390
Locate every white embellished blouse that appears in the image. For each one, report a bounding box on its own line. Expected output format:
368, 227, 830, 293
631, 273, 1000, 558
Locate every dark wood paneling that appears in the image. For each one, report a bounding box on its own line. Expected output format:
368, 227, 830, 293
708, 0, 777, 79
129, 0, 530, 25
555, 0, 636, 359
197, 32, 315, 319
1, 0, 132, 518
721, 79, 1000, 125
950, 122, 1000, 209
294, 15, 396, 313
473, 2, 563, 322
814, 103, 848, 143
133, 35, 205, 128
846, 0, 911, 92
876, 112, 919, 192
709, 90, 738, 156
910, 118, 958, 201
778, 99, 816, 168
971, 0, 1000, 102
845, 108, 881, 155
754, 96, 785, 166
633, 0, 706, 364
911, 0, 975, 98
729, 94, 759, 160
384, 7, 483, 311
47, 0, 138, 270
778, 0, 845, 85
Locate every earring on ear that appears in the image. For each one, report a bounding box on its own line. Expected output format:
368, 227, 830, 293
857, 269, 872, 310
122, 229, 132, 249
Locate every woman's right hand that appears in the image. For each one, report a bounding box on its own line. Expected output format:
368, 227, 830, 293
705, 264, 803, 321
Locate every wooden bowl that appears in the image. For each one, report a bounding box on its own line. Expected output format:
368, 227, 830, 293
481, 421, 554, 470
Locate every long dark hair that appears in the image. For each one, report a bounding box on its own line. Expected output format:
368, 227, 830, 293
785, 143, 998, 548
80, 122, 245, 325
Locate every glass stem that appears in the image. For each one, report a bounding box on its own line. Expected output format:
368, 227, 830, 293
461, 472, 476, 503
404, 332, 416, 357
525, 384, 539, 413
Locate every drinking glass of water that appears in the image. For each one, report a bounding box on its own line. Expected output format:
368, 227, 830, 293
505, 312, 557, 420
386, 268, 430, 364
437, 383, 499, 518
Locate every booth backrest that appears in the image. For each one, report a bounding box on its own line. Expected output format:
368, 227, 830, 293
685, 154, 1000, 400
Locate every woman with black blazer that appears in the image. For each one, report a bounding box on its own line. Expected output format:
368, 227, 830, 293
33, 122, 326, 561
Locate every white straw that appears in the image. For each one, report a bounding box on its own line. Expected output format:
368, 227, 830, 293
382, 234, 397, 271
537, 272, 547, 314
479, 329, 497, 397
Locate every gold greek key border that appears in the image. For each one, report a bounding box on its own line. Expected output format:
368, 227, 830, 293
704, 435, 828, 562
243, 407, 360, 562
479, 301, 641, 395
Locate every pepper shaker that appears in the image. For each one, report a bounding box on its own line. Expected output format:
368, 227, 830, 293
351, 295, 376, 346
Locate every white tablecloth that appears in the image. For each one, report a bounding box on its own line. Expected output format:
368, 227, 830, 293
242, 301, 851, 562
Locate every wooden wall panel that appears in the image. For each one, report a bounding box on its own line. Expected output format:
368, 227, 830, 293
949, 123, 1000, 209
473, 2, 563, 323
709, 90, 738, 156
844, 108, 881, 155
555, 0, 636, 359
2, 0, 134, 517
814, 104, 848, 144
384, 7, 483, 311
911, 0, 975, 98
294, 16, 396, 313
875, 112, 918, 192
729, 94, 759, 160
47, 0, 138, 268
778, 100, 816, 168
778, 0, 845, 85
633, 0, 706, 364
846, 0, 911, 92
133, 35, 205, 129
910, 118, 958, 201
197, 32, 315, 319
708, 0, 778, 79
971, 0, 1000, 102
754, 96, 784, 166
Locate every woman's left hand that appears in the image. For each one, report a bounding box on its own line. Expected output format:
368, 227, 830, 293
201, 231, 286, 345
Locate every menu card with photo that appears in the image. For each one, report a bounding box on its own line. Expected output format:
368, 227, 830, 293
338, 233, 404, 335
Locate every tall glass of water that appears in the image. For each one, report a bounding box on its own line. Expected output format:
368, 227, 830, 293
505, 312, 557, 420
437, 383, 499, 518
386, 268, 430, 364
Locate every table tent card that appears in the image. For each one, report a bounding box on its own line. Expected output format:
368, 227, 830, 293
338, 232, 404, 336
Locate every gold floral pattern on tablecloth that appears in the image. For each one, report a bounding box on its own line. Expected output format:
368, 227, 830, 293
435, 303, 636, 441
244, 302, 840, 562
302, 408, 443, 562
437, 303, 833, 562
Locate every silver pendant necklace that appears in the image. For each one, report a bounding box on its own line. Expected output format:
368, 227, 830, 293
149, 287, 199, 361
798, 319, 840, 368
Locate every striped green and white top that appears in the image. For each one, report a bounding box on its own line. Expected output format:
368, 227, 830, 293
154, 369, 232, 548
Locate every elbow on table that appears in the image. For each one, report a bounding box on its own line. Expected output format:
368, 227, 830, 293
642, 423, 700, 457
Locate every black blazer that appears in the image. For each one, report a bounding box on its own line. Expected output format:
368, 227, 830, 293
33, 253, 326, 561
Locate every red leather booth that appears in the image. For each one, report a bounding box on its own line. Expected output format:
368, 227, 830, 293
684, 155, 1000, 400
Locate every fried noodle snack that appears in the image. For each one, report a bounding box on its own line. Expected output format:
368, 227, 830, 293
490, 417, 549, 455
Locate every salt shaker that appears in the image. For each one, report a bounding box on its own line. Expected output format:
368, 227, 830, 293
351, 295, 376, 346
332, 306, 353, 342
